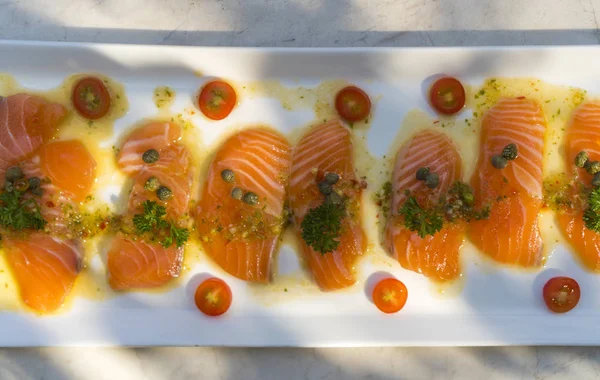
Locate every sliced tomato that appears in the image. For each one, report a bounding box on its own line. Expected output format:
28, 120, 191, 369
194, 277, 232, 316
72, 76, 111, 119
372, 278, 408, 314
543, 276, 580, 314
198, 81, 237, 120
335, 86, 371, 122
429, 77, 466, 115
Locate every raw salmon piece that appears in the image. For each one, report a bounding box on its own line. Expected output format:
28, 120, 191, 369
117, 122, 182, 175
384, 130, 465, 282
557, 102, 600, 269
289, 120, 365, 291
108, 123, 193, 290
470, 97, 547, 267
196, 128, 292, 282
2, 141, 94, 313
3, 234, 82, 313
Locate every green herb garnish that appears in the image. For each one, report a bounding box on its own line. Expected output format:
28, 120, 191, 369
132, 200, 189, 248
0, 189, 46, 231
301, 203, 345, 254
398, 195, 443, 238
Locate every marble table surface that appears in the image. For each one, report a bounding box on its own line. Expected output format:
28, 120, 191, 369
1, 0, 600, 378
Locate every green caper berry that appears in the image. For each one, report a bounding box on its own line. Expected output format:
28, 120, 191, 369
424, 173, 439, 189
324, 172, 339, 185
144, 176, 160, 191
156, 186, 173, 201
462, 191, 474, 206
4, 181, 13, 192
14, 179, 28, 192
318, 181, 332, 195
324, 191, 343, 205
31, 188, 44, 197
142, 149, 160, 164
28, 177, 41, 189
221, 169, 235, 183
588, 161, 600, 175
575, 151, 589, 168
242, 191, 259, 205
593, 172, 600, 187
5, 166, 23, 182
502, 143, 518, 160
231, 187, 243, 200
416, 167, 430, 181
491, 155, 508, 169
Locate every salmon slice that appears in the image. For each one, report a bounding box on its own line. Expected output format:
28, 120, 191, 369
557, 102, 600, 269
196, 128, 292, 282
117, 121, 182, 175
470, 97, 547, 266
2, 143, 91, 312
0, 94, 66, 179
289, 120, 365, 291
108, 123, 192, 290
384, 130, 465, 282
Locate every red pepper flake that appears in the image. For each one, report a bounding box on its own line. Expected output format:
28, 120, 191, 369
433, 120, 440, 124
46, 201, 55, 208
99, 221, 107, 230
360, 180, 368, 189
516, 96, 526, 100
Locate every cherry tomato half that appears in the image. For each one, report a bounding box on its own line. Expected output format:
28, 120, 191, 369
429, 76, 466, 115
335, 86, 371, 123
372, 278, 408, 314
198, 80, 237, 120
72, 76, 111, 119
194, 277, 232, 316
543, 276, 580, 314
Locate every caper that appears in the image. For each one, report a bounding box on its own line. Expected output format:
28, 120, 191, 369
462, 191, 474, 206
502, 143, 518, 161
593, 172, 600, 187
324, 172, 339, 185
14, 179, 28, 192
242, 191, 259, 205
4, 181, 13, 192
424, 173, 439, 189
588, 161, 600, 175
324, 191, 343, 205
221, 169, 235, 183
156, 186, 173, 201
575, 151, 589, 168
28, 177, 41, 189
31, 188, 44, 197
5, 166, 23, 182
144, 176, 160, 191
318, 181, 332, 195
491, 155, 508, 169
142, 149, 160, 164
416, 167, 430, 181
231, 187, 243, 200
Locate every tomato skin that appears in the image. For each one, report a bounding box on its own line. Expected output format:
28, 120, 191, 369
372, 278, 408, 314
194, 277, 232, 317
335, 86, 371, 122
198, 81, 237, 121
429, 77, 466, 115
543, 277, 580, 314
72, 77, 111, 119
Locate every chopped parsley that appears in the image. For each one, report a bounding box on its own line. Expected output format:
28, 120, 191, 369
0, 189, 46, 232
301, 203, 345, 254
132, 200, 189, 248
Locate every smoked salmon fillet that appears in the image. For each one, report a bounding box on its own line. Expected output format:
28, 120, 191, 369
557, 102, 600, 270
470, 97, 547, 267
196, 128, 292, 282
108, 122, 192, 290
289, 120, 365, 291
0, 94, 67, 179
384, 130, 465, 282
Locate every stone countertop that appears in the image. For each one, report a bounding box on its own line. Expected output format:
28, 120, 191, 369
1, 0, 600, 379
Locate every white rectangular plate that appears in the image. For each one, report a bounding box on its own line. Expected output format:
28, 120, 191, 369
0, 41, 599, 347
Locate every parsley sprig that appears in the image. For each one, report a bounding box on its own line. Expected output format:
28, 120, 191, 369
132, 200, 189, 248
584, 187, 600, 232
398, 195, 443, 238
301, 203, 345, 254
0, 189, 46, 232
